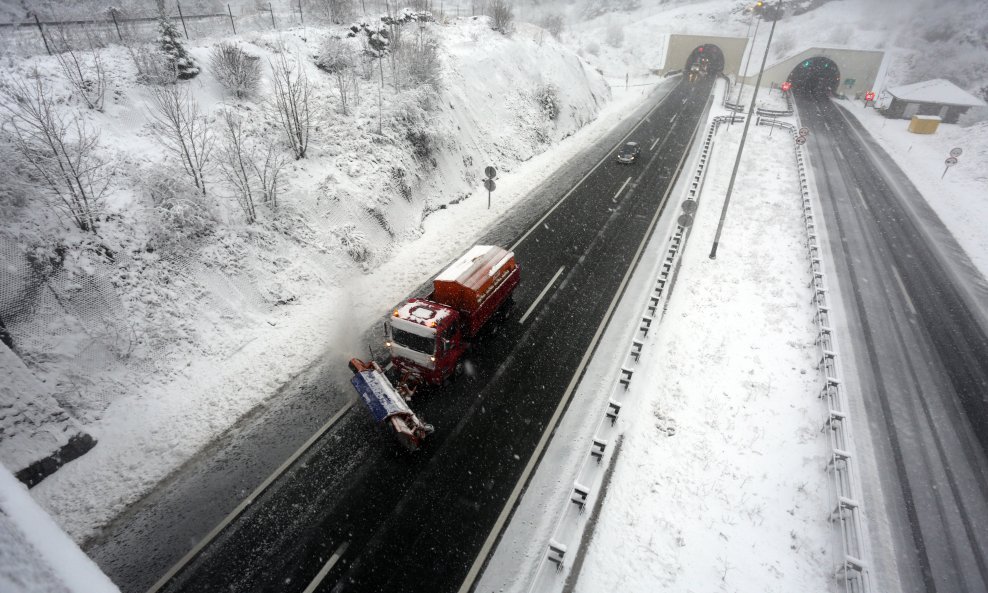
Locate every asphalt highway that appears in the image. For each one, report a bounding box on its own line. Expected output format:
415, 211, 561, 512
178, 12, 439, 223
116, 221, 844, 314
89, 75, 715, 593
798, 95, 988, 593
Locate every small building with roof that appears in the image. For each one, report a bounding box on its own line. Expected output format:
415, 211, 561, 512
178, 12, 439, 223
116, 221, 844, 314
883, 79, 986, 124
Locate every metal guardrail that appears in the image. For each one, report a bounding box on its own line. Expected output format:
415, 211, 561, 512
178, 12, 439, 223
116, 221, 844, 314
756, 114, 873, 593
524, 113, 742, 593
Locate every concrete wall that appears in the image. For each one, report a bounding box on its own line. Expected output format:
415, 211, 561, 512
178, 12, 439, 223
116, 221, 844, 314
746, 47, 885, 98
663, 34, 750, 76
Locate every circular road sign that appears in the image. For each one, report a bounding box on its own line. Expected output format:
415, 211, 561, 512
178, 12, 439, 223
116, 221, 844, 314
798, 127, 810, 137
483, 178, 496, 192
949, 147, 963, 158
485, 166, 497, 179
944, 156, 958, 167
677, 213, 694, 228
795, 136, 807, 145
681, 200, 698, 214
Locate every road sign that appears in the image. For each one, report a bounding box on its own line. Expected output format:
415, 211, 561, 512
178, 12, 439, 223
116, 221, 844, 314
483, 178, 496, 192
949, 147, 963, 157
485, 166, 497, 179
844, 78, 856, 88
781, 81, 792, 92
681, 200, 698, 214
795, 136, 806, 145
678, 213, 694, 227
798, 127, 809, 137
944, 157, 958, 167
864, 91, 875, 102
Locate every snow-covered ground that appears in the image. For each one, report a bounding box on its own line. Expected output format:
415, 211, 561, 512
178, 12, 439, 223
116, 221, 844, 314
837, 100, 988, 281
572, 107, 831, 593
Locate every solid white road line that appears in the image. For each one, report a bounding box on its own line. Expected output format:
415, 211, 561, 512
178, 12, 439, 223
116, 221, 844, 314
301, 541, 350, 593
145, 401, 357, 593
458, 93, 708, 593
519, 266, 565, 325
510, 85, 677, 252
891, 265, 918, 316
612, 176, 632, 202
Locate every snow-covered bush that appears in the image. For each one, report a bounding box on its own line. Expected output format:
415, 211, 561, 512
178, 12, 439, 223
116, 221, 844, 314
540, 13, 565, 39
209, 42, 261, 100
146, 171, 217, 256
157, 15, 199, 80
536, 83, 561, 121
332, 223, 370, 263
401, 27, 442, 90
317, 37, 359, 114
488, 0, 515, 35
583, 0, 641, 19
605, 23, 624, 48
126, 42, 175, 85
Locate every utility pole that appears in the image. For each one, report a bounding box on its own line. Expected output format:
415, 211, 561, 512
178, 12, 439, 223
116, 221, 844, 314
709, 0, 782, 260
737, 13, 761, 104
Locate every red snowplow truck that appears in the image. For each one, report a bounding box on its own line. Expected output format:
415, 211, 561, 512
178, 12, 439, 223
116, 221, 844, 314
386, 245, 521, 388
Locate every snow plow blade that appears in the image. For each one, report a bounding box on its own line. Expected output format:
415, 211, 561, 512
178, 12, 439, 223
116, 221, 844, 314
348, 358, 433, 451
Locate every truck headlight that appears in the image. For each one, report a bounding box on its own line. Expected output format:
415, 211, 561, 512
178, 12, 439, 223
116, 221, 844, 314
385, 341, 392, 347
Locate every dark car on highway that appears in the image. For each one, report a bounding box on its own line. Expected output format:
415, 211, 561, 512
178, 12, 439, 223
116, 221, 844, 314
616, 141, 641, 164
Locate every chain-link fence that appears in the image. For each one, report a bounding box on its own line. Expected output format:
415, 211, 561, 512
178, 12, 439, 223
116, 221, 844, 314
0, 1, 492, 58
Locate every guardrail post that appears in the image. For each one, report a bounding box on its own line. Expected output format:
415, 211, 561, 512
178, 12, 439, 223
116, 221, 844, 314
590, 438, 607, 463
571, 483, 590, 513
606, 400, 621, 425
547, 540, 566, 571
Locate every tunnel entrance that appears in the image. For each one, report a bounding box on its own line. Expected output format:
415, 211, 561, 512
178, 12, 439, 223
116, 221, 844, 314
788, 57, 841, 98
684, 44, 725, 78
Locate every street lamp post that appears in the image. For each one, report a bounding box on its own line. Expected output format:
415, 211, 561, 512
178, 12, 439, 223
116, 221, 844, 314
737, 13, 761, 104
709, 0, 783, 260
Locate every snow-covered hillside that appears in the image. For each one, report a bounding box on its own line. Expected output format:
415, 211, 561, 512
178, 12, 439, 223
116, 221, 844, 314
0, 12, 609, 538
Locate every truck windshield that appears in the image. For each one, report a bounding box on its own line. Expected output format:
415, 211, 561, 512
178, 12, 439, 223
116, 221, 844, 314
392, 327, 435, 355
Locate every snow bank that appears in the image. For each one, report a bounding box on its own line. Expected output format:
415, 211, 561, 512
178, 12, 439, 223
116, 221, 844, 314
0, 465, 119, 593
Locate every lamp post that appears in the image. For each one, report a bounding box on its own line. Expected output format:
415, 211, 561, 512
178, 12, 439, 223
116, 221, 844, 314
709, 0, 783, 259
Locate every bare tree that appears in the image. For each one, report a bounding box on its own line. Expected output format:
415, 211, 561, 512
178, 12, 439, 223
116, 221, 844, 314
270, 51, 312, 159
253, 144, 287, 209
146, 85, 213, 195
210, 42, 262, 100
318, 38, 359, 114
488, 0, 515, 34
51, 29, 107, 111
0, 74, 112, 233
216, 110, 257, 223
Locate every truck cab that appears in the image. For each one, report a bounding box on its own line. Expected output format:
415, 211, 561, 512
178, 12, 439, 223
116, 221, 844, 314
387, 298, 466, 385
385, 245, 520, 387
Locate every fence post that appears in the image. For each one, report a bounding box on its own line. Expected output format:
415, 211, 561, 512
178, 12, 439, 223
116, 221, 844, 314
176, 1, 189, 39
227, 3, 236, 34
269, 2, 276, 29
33, 13, 52, 55
299, 0, 304, 26
110, 10, 123, 41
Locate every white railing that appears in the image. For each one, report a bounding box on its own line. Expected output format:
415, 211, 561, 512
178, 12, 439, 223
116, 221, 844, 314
756, 115, 873, 593
524, 113, 741, 592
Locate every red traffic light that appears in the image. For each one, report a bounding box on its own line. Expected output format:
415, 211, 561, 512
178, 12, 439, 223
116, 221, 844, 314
781, 81, 792, 92
698, 47, 704, 53
864, 91, 876, 101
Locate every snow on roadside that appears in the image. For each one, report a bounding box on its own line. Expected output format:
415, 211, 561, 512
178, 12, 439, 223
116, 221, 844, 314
836, 101, 988, 281
572, 119, 832, 592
